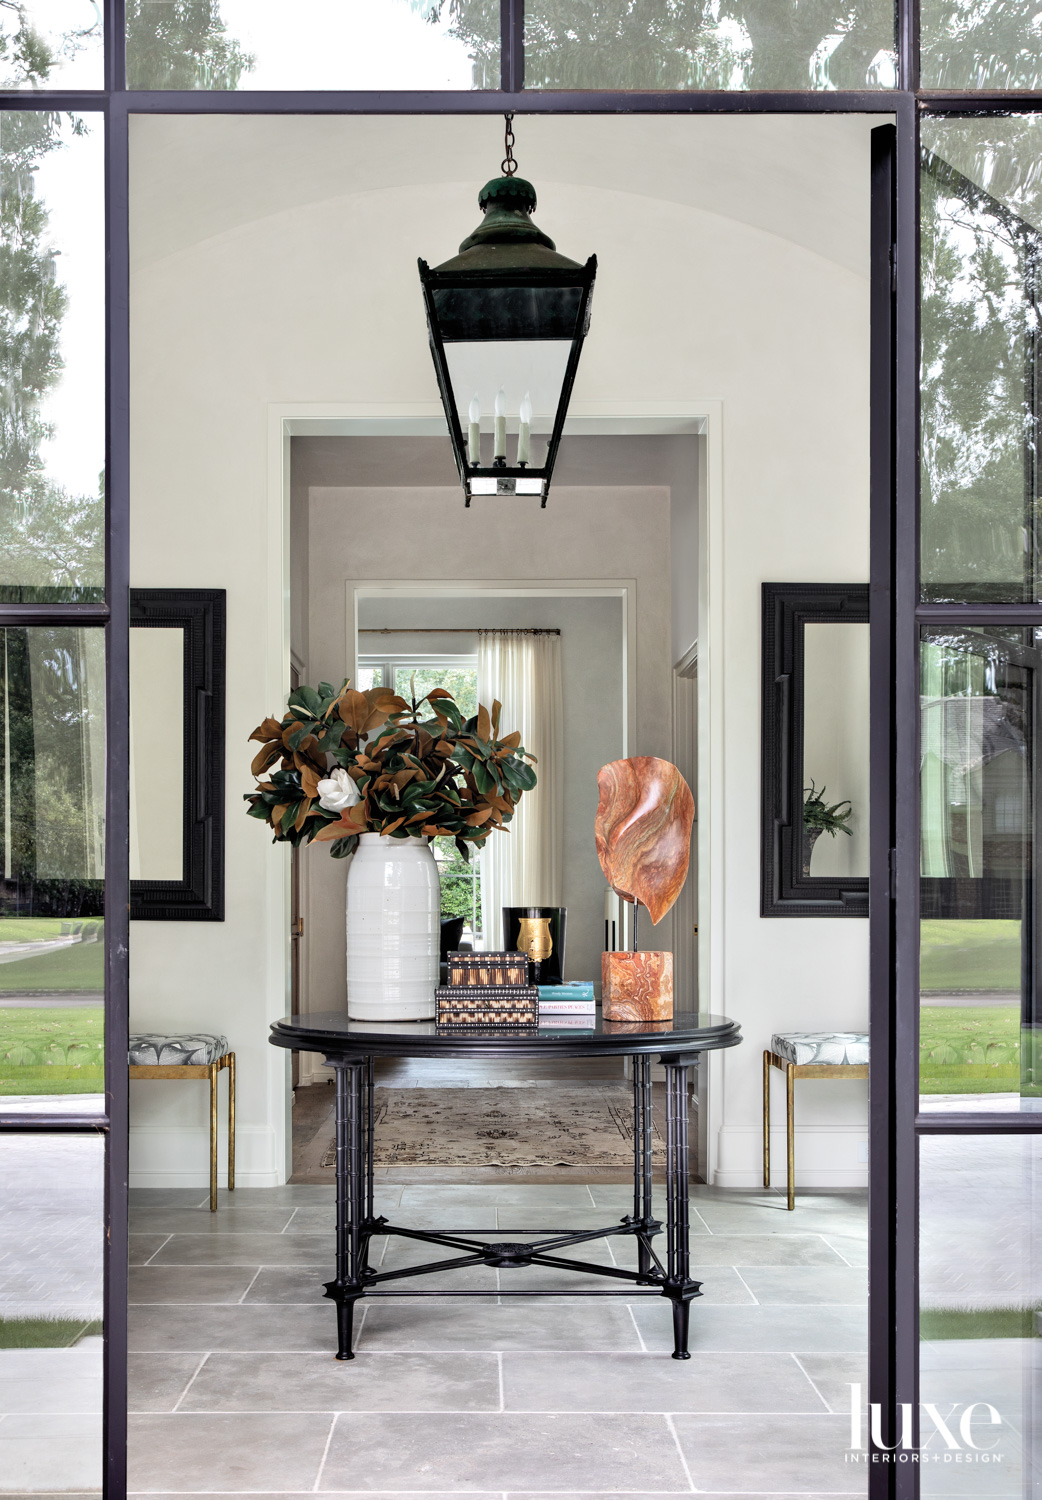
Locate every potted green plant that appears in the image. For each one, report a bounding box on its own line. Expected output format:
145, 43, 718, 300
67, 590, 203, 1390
802, 780, 853, 877
245, 679, 536, 1019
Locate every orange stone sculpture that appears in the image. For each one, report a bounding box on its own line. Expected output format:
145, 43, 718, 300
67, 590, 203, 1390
595, 757, 694, 925
602, 950, 674, 1021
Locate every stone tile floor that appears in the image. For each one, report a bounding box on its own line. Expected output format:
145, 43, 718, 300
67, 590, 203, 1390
119, 1181, 869, 1497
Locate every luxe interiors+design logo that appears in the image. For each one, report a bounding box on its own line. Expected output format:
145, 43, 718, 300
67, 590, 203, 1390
847, 1384, 1005, 1464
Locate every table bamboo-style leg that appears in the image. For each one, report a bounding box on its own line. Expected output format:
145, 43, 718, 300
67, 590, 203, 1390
662, 1052, 702, 1359
631, 1053, 660, 1281
786, 1061, 796, 1211
324, 1056, 383, 1358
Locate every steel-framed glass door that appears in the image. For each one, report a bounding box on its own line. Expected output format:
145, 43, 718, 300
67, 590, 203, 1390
2, 2, 1040, 1496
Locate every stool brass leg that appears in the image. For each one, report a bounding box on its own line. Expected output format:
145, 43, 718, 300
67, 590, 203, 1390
227, 1053, 236, 1193
209, 1062, 218, 1212
786, 1062, 796, 1211
763, 1051, 771, 1188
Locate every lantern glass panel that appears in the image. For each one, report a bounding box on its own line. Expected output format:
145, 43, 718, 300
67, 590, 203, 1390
444, 341, 572, 435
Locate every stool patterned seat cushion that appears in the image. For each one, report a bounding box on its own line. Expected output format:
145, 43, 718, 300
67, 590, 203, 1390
129, 1033, 229, 1066
771, 1031, 869, 1066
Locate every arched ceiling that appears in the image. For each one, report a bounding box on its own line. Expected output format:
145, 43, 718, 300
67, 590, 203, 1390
130, 112, 883, 277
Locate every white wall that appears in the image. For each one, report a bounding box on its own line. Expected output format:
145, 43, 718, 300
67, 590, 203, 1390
128, 113, 876, 1189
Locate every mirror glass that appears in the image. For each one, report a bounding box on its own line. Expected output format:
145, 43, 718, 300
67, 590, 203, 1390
802, 620, 870, 879
129, 627, 184, 882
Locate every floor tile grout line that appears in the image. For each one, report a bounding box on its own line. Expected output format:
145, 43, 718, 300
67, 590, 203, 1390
311, 1412, 337, 1493
664, 1411, 697, 1492
730, 1267, 760, 1305
282, 1208, 300, 1234
170, 1352, 209, 1413
497, 1350, 504, 1411
626, 1300, 648, 1352
820, 1236, 854, 1268
237, 1267, 264, 1305
790, 1352, 835, 1414
142, 1234, 174, 1266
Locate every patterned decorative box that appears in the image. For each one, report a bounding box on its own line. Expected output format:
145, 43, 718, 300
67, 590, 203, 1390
446, 951, 529, 988
436, 984, 539, 1027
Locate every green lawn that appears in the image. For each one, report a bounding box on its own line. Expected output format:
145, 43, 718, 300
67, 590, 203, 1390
0, 1005, 104, 1094
919, 1004, 1020, 1093
920, 1307, 1040, 1340
0, 937, 104, 993
0, 1318, 102, 1348
920, 919, 1021, 992
0, 918, 71, 942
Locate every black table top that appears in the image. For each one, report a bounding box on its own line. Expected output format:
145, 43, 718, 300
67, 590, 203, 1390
269, 1009, 742, 1061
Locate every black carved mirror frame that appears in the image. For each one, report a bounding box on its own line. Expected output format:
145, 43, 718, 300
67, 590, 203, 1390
130, 588, 226, 921
761, 582, 869, 918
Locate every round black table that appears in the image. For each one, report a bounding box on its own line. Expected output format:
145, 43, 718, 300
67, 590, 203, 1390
269, 1009, 742, 1360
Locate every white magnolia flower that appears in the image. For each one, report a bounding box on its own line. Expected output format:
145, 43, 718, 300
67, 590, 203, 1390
316, 767, 361, 814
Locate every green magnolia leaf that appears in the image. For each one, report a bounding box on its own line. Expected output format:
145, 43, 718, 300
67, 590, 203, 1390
512, 761, 538, 791
330, 835, 360, 859
472, 762, 493, 794
288, 685, 322, 716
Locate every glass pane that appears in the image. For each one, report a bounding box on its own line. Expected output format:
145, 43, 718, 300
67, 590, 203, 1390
922, 0, 1042, 90
920, 118, 1042, 605
125, 0, 498, 90
0, 1132, 103, 1494
0, 627, 104, 1108
523, 0, 896, 90
0, 3, 103, 89
802, 621, 869, 879
918, 628, 1042, 1110
394, 663, 478, 718
0, 111, 104, 603
130, 627, 183, 882
919, 1134, 1042, 1491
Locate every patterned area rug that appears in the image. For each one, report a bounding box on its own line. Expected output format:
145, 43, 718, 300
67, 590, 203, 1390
320, 1086, 666, 1169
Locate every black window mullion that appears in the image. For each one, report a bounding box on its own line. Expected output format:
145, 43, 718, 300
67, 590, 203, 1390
103, 88, 130, 1500
899, 0, 920, 92
501, 0, 524, 93
105, 0, 126, 94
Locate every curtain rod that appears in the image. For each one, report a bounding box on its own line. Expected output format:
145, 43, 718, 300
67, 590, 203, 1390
358, 627, 561, 635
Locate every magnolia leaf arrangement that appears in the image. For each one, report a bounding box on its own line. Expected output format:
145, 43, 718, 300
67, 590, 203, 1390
245, 679, 537, 861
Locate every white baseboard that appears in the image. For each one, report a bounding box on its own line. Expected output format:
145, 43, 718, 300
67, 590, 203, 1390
129, 1124, 283, 1190
714, 1123, 868, 1190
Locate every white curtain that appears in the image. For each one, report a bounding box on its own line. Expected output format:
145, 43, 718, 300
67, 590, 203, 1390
476, 630, 563, 948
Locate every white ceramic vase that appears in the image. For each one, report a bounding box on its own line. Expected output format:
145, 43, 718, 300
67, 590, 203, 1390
345, 833, 440, 1021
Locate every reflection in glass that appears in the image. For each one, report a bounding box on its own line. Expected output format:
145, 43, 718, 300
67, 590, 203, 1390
921, 0, 1042, 90
0, 3, 103, 90
920, 119, 1042, 604
919, 630, 1035, 1104
125, 0, 497, 90
0, 1133, 103, 1494
802, 622, 869, 879
0, 627, 104, 1103
130, 627, 184, 882
523, 0, 896, 90
0, 111, 104, 602
920, 1135, 1042, 1494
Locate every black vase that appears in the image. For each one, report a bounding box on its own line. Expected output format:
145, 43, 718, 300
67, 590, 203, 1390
503, 906, 567, 986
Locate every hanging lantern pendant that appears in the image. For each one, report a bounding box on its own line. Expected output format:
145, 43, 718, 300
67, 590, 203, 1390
418, 114, 597, 507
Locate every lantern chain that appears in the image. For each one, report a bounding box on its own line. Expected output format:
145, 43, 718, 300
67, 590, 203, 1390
502, 112, 517, 176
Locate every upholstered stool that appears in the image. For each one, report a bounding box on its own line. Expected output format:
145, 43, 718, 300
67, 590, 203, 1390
763, 1032, 868, 1211
129, 1034, 235, 1211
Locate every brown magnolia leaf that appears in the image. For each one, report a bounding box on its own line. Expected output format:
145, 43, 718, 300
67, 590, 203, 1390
248, 716, 283, 744
294, 800, 311, 832
337, 688, 369, 731
301, 765, 320, 799
381, 816, 407, 836
251, 742, 283, 778
491, 699, 502, 737
466, 808, 493, 826
497, 730, 521, 752
476, 704, 491, 743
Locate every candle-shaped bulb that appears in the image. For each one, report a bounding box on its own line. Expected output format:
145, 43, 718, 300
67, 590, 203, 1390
517, 391, 532, 467
467, 393, 480, 466
493, 386, 507, 462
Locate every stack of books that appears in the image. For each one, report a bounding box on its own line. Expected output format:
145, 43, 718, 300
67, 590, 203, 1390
436, 950, 538, 1027
538, 980, 597, 1029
